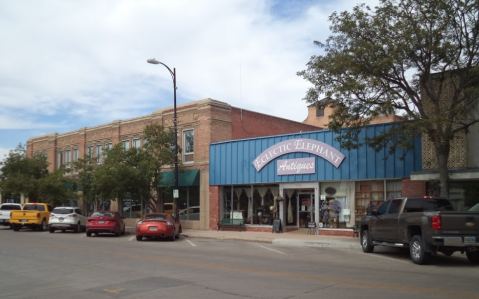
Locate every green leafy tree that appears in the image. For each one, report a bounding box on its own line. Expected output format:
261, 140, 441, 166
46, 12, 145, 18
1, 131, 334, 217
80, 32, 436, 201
142, 123, 178, 213
298, 0, 479, 198
37, 165, 77, 206
72, 156, 99, 210
0, 144, 48, 202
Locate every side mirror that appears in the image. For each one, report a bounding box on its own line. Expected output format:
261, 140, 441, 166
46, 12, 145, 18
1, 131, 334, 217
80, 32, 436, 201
366, 206, 373, 216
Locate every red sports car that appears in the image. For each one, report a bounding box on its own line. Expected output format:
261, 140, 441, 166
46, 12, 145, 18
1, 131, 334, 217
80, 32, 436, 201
136, 213, 181, 241
86, 211, 125, 237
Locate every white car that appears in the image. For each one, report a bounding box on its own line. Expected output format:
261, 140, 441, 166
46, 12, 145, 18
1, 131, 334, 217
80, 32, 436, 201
0, 203, 23, 228
49, 206, 88, 233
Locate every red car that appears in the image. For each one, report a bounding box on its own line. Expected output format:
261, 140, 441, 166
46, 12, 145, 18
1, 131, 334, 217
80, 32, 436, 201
136, 213, 181, 241
86, 211, 125, 237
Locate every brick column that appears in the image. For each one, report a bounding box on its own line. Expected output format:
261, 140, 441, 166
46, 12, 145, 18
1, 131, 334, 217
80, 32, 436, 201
401, 178, 426, 197
209, 186, 221, 230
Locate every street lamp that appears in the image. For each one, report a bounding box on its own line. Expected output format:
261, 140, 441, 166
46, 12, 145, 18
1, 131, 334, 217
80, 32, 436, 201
147, 58, 179, 220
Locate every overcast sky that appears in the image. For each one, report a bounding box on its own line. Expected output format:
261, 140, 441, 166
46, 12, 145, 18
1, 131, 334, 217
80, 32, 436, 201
0, 0, 379, 162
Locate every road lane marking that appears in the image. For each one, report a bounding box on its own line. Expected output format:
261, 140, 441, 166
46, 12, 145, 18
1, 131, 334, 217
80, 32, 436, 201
104, 288, 124, 294
186, 240, 196, 247
129, 236, 135, 241
254, 244, 285, 254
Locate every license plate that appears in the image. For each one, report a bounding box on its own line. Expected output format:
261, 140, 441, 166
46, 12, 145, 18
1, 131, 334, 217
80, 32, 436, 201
21, 220, 28, 223
464, 236, 476, 243
99, 221, 104, 224
0, 220, 4, 223
59, 217, 64, 222
149, 227, 158, 231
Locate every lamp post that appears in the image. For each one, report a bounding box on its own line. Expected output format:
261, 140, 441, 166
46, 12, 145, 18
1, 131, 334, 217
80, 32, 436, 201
147, 58, 179, 220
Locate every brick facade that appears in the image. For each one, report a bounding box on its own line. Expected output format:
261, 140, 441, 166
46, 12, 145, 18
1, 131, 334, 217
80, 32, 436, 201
401, 178, 426, 197
26, 98, 321, 230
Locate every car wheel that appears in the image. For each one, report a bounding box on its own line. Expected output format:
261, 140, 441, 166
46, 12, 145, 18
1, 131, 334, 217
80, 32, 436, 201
61, 229, 66, 233
13, 224, 20, 231
361, 230, 374, 253
74, 223, 81, 233
86, 231, 92, 237
466, 251, 479, 264
115, 231, 120, 237
170, 233, 175, 241
39, 219, 47, 231
121, 225, 125, 235
49, 227, 55, 233
136, 235, 142, 241
410, 235, 430, 265
179, 225, 182, 234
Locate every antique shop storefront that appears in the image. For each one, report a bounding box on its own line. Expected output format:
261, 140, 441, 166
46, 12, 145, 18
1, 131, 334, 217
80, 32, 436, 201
209, 123, 422, 235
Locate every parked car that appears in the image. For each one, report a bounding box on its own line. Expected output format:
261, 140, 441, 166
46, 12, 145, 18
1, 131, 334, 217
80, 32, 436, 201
136, 213, 181, 241
86, 211, 125, 237
49, 206, 88, 233
179, 206, 200, 220
360, 196, 479, 264
10, 203, 54, 231
0, 203, 22, 228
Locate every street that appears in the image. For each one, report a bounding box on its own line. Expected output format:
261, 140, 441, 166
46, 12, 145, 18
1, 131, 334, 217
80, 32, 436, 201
0, 226, 478, 299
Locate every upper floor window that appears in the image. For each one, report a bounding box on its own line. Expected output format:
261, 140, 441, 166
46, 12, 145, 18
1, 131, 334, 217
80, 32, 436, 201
86, 146, 93, 163
122, 139, 130, 150
132, 138, 141, 148
57, 151, 63, 169
65, 150, 71, 169
73, 148, 79, 173
96, 145, 103, 164
316, 108, 324, 117
182, 129, 194, 163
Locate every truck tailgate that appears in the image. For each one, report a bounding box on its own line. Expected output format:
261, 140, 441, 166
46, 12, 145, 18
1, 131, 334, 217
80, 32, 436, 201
440, 212, 479, 233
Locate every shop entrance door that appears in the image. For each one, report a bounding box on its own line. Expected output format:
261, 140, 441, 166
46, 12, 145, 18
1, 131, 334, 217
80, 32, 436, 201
297, 190, 314, 228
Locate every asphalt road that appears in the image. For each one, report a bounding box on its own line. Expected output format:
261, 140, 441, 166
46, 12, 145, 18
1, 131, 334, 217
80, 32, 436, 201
1, 226, 478, 299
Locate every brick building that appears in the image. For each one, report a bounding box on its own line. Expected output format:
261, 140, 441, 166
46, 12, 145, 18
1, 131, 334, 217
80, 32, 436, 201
26, 98, 321, 229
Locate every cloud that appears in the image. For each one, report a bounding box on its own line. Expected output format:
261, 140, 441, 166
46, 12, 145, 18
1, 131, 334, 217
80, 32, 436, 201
0, 0, 379, 153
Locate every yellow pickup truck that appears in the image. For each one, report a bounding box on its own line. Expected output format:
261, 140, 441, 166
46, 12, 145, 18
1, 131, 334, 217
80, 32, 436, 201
10, 203, 54, 231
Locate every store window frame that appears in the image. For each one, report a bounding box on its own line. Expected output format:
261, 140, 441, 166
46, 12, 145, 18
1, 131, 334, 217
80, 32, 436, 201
182, 129, 194, 163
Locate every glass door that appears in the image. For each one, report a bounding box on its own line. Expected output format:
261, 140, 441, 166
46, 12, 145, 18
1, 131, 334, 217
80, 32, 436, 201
297, 190, 314, 228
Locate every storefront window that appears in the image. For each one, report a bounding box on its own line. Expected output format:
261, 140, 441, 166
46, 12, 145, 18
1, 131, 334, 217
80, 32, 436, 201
178, 186, 200, 221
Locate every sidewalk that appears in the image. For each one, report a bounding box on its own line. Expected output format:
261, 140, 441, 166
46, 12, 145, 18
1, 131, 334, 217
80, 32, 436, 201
127, 226, 362, 249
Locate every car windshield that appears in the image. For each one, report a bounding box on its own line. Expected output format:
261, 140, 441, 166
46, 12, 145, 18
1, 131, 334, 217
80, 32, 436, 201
145, 214, 167, 220
53, 208, 74, 214
92, 212, 115, 217
469, 203, 479, 212
0, 205, 21, 210
23, 205, 45, 211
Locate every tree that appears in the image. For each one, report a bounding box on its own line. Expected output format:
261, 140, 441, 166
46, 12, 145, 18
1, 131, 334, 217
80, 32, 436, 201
0, 144, 48, 202
72, 156, 99, 210
142, 123, 178, 213
298, 0, 479, 198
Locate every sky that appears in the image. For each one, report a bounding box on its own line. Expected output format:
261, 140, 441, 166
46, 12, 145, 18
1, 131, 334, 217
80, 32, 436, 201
0, 0, 379, 163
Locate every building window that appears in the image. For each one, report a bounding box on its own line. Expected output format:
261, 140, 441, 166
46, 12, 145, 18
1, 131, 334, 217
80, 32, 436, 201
316, 108, 324, 117
182, 129, 194, 163
65, 150, 71, 169
57, 151, 63, 169
132, 138, 141, 148
96, 145, 103, 164
87, 146, 93, 163
122, 139, 130, 150
73, 148, 78, 173
104, 142, 112, 158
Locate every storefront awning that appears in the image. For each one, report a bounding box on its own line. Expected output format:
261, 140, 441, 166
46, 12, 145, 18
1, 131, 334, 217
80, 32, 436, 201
158, 169, 200, 187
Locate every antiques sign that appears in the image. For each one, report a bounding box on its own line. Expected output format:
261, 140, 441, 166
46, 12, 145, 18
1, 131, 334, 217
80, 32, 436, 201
277, 157, 315, 175
253, 138, 345, 172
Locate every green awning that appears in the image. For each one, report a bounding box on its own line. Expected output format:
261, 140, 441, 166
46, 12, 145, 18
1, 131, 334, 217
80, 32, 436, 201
158, 169, 200, 188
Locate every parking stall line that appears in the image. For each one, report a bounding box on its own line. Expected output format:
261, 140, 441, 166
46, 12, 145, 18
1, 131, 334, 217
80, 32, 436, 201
186, 240, 196, 247
254, 243, 285, 254
129, 236, 135, 242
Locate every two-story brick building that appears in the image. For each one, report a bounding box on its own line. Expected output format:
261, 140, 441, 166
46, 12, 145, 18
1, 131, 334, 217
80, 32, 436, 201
26, 98, 321, 229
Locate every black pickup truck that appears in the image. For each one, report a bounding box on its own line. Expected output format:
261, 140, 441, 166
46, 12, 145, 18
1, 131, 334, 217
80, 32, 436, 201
360, 196, 479, 264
